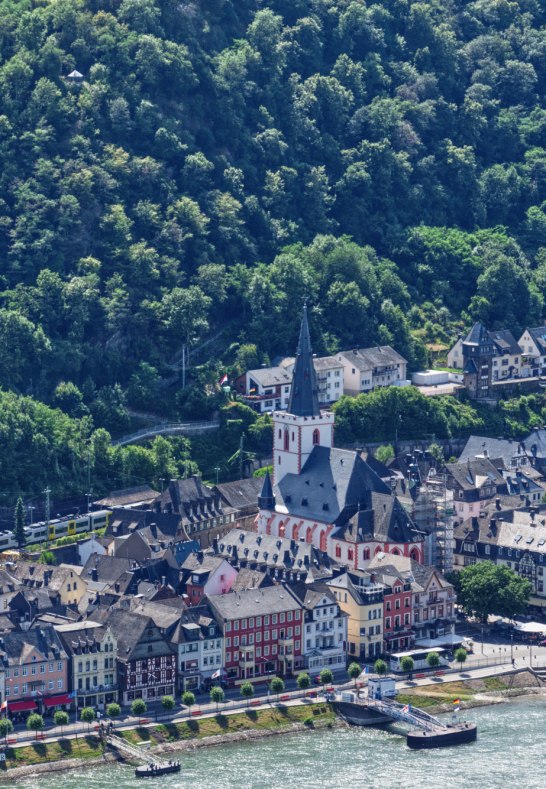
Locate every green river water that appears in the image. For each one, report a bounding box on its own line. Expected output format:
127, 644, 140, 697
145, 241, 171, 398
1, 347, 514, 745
10, 699, 546, 788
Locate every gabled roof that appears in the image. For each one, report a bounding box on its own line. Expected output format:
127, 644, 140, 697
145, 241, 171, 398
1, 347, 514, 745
338, 493, 423, 545
82, 554, 134, 583
445, 457, 506, 491
274, 446, 390, 522
289, 582, 336, 611
3, 625, 67, 664
287, 306, 321, 417
459, 436, 530, 468
525, 326, 546, 354
208, 584, 302, 622
246, 366, 292, 388
338, 345, 407, 371
525, 429, 546, 459
101, 608, 174, 661
488, 329, 520, 355
215, 477, 263, 511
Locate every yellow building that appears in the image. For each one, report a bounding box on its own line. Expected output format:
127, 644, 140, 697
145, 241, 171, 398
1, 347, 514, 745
327, 569, 384, 661
49, 565, 88, 607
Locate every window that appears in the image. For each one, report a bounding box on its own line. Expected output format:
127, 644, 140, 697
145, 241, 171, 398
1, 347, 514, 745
58, 662, 63, 671
313, 429, 320, 445
57, 680, 63, 689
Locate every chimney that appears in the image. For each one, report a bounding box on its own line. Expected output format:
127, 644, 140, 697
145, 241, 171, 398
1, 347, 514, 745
283, 549, 290, 565
495, 497, 501, 510
161, 575, 166, 586
91, 568, 98, 582
212, 537, 219, 553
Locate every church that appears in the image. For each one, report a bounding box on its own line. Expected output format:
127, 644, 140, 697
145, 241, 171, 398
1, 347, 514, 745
256, 307, 425, 569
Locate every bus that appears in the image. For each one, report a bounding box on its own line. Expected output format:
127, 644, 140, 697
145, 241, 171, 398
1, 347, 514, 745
389, 648, 449, 673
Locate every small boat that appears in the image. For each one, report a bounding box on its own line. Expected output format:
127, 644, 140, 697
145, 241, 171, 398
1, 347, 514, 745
135, 760, 181, 778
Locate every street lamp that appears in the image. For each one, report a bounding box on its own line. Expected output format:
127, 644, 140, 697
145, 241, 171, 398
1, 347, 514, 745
481, 625, 484, 654
214, 467, 220, 485
510, 633, 514, 664
27, 505, 35, 525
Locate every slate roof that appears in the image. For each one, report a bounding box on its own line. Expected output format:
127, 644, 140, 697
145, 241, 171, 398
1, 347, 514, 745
102, 608, 174, 662
215, 477, 262, 511
525, 429, 546, 459
82, 554, 134, 583
246, 366, 292, 388
94, 485, 157, 508
339, 345, 406, 371
127, 599, 186, 633
525, 326, 546, 355
289, 582, 336, 611
488, 329, 520, 355
458, 436, 530, 468
3, 625, 67, 664
455, 506, 546, 554
210, 528, 333, 578
444, 458, 506, 491
287, 306, 321, 417
230, 568, 272, 592
463, 322, 490, 346
181, 553, 226, 578
337, 493, 424, 545
170, 604, 220, 645
208, 584, 302, 623
274, 446, 390, 523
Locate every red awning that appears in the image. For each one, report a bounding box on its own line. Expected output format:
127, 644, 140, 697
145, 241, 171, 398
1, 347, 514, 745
8, 700, 38, 713
43, 694, 72, 708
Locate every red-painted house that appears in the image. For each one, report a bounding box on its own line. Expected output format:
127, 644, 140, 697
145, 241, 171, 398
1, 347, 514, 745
207, 585, 304, 683
371, 567, 414, 653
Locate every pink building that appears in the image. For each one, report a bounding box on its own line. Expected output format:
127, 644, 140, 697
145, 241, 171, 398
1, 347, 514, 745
3, 626, 70, 719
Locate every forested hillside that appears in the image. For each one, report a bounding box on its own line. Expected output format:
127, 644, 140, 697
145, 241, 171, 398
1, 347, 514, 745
2, 0, 546, 497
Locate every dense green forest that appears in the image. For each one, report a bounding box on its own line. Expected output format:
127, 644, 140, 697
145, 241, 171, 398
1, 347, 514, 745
3, 0, 546, 499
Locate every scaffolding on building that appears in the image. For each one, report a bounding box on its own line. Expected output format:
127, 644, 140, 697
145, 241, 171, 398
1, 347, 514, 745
413, 471, 454, 574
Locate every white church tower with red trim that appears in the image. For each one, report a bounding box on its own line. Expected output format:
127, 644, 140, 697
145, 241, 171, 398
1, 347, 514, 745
272, 306, 334, 485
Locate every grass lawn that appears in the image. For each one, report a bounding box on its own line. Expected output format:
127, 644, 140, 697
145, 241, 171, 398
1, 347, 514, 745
0, 735, 103, 771
396, 680, 476, 708
120, 704, 336, 746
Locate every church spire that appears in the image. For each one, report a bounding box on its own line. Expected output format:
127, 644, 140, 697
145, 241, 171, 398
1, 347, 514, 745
287, 306, 321, 417
258, 469, 275, 510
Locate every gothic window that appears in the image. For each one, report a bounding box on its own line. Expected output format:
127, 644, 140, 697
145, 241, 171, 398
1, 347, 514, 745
306, 526, 313, 543
363, 548, 370, 560
313, 429, 320, 445
410, 548, 419, 561
284, 429, 289, 451
391, 548, 401, 556
335, 545, 341, 558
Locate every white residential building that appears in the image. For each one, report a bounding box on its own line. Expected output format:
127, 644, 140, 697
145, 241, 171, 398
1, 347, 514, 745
293, 585, 347, 674
336, 346, 408, 395
518, 327, 546, 377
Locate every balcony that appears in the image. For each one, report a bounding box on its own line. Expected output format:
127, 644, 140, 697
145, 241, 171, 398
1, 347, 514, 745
239, 654, 255, 668
279, 636, 294, 647
80, 683, 118, 694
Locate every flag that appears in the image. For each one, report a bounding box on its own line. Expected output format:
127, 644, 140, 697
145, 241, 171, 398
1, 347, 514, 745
402, 704, 409, 713
453, 698, 460, 705
211, 669, 222, 680
0, 701, 6, 711
218, 373, 228, 387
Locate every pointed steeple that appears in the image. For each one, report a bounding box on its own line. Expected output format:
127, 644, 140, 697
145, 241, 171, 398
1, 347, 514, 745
258, 469, 275, 510
287, 306, 321, 417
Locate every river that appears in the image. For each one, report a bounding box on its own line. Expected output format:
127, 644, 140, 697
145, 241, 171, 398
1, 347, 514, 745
10, 699, 546, 788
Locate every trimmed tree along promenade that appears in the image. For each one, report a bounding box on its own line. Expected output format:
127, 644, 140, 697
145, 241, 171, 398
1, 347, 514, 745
0, 705, 336, 773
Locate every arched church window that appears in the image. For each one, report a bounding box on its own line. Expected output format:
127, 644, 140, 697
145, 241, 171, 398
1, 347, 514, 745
313, 429, 320, 445
284, 429, 289, 451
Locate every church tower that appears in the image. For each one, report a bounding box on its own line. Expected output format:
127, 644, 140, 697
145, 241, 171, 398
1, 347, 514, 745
273, 306, 335, 485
